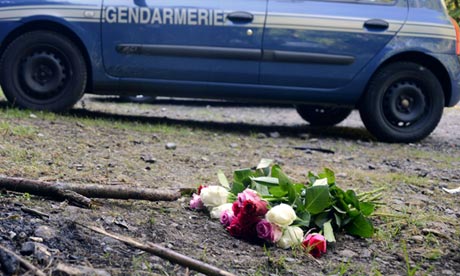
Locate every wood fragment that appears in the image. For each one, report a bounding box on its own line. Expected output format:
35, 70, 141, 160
78, 223, 236, 276
0, 244, 46, 276
0, 175, 182, 203
20, 207, 50, 219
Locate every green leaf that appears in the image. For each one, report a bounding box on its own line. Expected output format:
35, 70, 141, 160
323, 220, 336, 243
305, 185, 331, 215
344, 213, 374, 238
250, 176, 279, 187
334, 213, 342, 228
273, 167, 297, 204
314, 212, 330, 228
359, 202, 375, 216
269, 186, 288, 197
345, 190, 360, 209
293, 183, 305, 194
308, 171, 318, 185
255, 183, 270, 196
217, 170, 230, 189
318, 168, 336, 185
256, 158, 273, 170
230, 181, 245, 195
295, 212, 311, 227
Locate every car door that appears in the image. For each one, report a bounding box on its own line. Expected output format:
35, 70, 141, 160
261, 0, 408, 89
101, 0, 267, 84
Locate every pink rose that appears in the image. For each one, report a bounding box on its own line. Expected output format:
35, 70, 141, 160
256, 220, 282, 243
220, 209, 234, 227
302, 233, 327, 258
237, 189, 260, 207
189, 193, 204, 210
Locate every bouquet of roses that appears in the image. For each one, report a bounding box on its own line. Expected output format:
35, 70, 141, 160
190, 159, 380, 258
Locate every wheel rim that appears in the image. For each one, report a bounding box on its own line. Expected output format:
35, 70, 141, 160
383, 80, 428, 128
17, 47, 69, 101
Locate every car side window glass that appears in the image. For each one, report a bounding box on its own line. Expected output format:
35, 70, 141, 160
308, 0, 397, 5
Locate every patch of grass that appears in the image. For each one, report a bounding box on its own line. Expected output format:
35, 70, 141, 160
0, 121, 38, 138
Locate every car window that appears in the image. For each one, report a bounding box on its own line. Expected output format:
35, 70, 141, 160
309, 0, 396, 5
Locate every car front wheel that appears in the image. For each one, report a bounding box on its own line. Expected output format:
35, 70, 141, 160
0, 31, 87, 111
359, 62, 444, 143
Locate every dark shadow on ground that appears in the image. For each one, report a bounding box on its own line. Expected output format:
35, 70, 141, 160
89, 96, 294, 108
0, 100, 373, 141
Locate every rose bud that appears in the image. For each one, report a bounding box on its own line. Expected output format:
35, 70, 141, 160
302, 233, 327, 258
200, 186, 229, 207
266, 203, 297, 227
256, 219, 282, 243
276, 226, 304, 249
189, 193, 204, 210
237, 189, 261, 207
210, 203, 233, 219
220, 209, 234, 227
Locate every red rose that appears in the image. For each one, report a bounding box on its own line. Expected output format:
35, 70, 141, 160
227, 212, 261, 241
242, 199, 268, 217
232, 201, 240, 216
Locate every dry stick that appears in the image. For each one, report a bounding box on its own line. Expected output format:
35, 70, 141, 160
0, 244, 46, 276
79, 223, 236, 276
0, 175, 181, 202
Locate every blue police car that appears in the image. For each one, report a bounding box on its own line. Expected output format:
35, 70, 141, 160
0, 0, 459, 142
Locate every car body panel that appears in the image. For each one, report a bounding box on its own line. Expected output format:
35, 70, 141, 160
0, 0, 458, 107
101, 0, 267, 84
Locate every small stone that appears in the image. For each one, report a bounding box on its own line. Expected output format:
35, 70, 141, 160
29, 113, 37, 118
0, 247, 19, 275
20, 241, 36, 256
29, 237, 44, 242
37, 133, 45, 137
8, 231, 16, 239
34, 244, 52, 265
338, 249, 358, 258
269, 131, 280, 138
230, 143, 238, 148
368, 165, 376, 170
140, 155, 156, 164
165, 143, 176, 150
34, 225, 57, 240
410, 236, 424, 243
256, 133, 267, 139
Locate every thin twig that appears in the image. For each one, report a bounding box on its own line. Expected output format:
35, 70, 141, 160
0, 244, 46, 276
77, 223, 236, 276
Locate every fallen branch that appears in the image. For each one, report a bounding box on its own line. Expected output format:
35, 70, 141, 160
0, 244, 46, 276
0, 176, 181, 203
78, 223, 235, 276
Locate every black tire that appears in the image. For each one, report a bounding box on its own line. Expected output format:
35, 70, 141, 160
296, 105, 352, 126
0, 31, 87, 111
359, 62, 444, 143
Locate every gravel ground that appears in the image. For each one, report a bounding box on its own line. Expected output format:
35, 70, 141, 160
0, 96, 459, 275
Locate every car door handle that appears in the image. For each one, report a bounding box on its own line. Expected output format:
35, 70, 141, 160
364, 19, 389, 31
227, 11, 254, 23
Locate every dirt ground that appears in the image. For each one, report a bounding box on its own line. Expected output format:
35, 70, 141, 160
0, 96, 459, 275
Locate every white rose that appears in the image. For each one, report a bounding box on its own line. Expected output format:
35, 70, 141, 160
276, 226, 304, 249
200, 186, 229, 207
265, 203, 297, 227
210, 203, 233, 219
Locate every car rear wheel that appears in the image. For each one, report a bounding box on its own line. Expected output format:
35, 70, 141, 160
296, 105, 352, 126
359, 62, 444, 143
0, 31, 87, 111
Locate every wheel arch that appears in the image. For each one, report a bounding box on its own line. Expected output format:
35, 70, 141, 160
360, 51, 451, 107
0, 20, 93, 93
